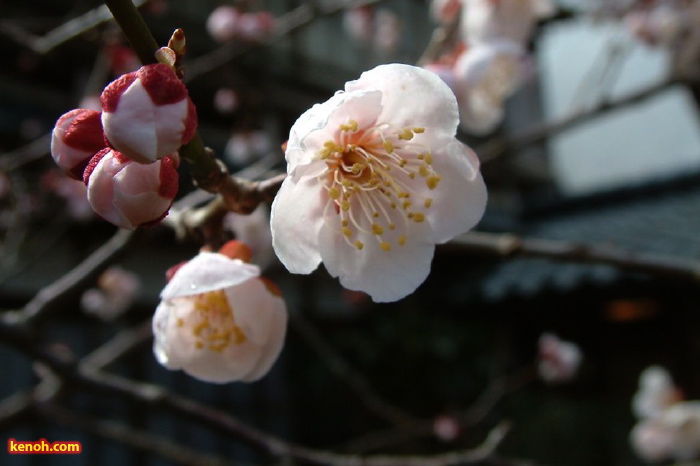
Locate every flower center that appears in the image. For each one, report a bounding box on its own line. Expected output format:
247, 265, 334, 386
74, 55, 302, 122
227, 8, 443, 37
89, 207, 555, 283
177, 290, 247, 352
317, 119, 442, 251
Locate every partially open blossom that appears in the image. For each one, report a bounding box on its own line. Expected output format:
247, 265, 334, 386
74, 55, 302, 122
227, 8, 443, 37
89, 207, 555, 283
461, 0, 555, 46
153, 245, 287, 383
84, 148, 178, 229
633, 366, 684, 419
453, 40, 524, 135
270, 63, 487, 302
537, 333, 582, 384
101, 64, 197, 164
51, 109, 106, 180
631, 402, 700, 462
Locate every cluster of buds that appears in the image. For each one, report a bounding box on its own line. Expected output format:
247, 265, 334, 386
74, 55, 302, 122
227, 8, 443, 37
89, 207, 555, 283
51, 59, 197, 229
206, 6, 275, 43
423, 0, 554, 134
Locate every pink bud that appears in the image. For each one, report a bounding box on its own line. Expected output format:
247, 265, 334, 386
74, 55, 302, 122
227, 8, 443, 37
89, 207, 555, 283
101, 64, 197, 164
84, 148, 179, 229
51, 109, 106, 180
206, 6, 241, 42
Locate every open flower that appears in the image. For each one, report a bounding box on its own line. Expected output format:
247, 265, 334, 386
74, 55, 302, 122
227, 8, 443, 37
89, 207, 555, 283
84, 148, 179, 229
270, 64, 487, 302
153, 245, 287, 383
101, 63, 197, 164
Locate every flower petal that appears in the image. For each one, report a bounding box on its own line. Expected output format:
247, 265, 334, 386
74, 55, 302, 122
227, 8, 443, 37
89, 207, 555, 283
270, 166, 327, 274
318, 225, 435, 303
424, 140, 487, 243
161, 252, 260, 299
345, 64, 459, 144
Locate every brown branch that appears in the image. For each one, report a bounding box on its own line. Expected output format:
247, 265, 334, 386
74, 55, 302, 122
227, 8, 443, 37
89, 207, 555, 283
79, 319, 153, 373
448, 231, 700, 281
0, 0, 151, 54
36, 402, 230, 466
2, 228, 137, 327
477, 76, 684, 163
290, 311, 418, 427
186, 0, 382, 83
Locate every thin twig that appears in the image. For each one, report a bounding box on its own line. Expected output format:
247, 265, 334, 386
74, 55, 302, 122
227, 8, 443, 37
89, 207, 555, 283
3, 228, 137, 327
186, 0, 382, 83
477, 76, 683, 163
0, 0, 151, 55
291, 311, 418, 427
448, 231, 700, 281
36, 402, 229, 466
79, 319, 153, 373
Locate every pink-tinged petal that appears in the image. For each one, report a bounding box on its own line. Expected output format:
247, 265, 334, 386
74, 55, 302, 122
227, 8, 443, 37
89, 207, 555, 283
318, 225, 435, 302
240, 294, 287, 382
101, 64, 196, 164
424, 140, 487, 243
85, 149, 178, 229
270, 165, 326, 274
345, 64, 459, 144
161, 252, 260, 299
286, 90, 382, 169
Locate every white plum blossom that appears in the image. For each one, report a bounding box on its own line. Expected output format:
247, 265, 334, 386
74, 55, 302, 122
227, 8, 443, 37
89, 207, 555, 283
153, 249, 287, 383
633, 365, 683, 419
51, 108, 106, 180
101, 64, 197, 164
537, 333, 582, 384
84, 148, 179, 229
461, 0, 555, 46
270, 64, 487, 302
631, 402, 700, 463
453, 40, 525, 134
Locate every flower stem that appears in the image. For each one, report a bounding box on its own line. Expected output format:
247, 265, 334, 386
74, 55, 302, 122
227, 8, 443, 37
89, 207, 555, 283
104, 0, 223, 188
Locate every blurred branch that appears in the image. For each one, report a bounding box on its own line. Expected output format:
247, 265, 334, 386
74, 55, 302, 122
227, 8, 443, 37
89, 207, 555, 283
478, 76, 683, 163
79, 319, 153, 373
449, 231, 700, 281
37, 402, 229, 466
0, 134, 51, 172
0, 0, 151, 55
2, 228, 137, 327
186, 0, 381, 83
291, 311, 418, 427
340, 366, 535, 454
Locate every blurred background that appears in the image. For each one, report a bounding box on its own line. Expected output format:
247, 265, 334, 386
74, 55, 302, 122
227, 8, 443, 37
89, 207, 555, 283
2, 0, 700, 464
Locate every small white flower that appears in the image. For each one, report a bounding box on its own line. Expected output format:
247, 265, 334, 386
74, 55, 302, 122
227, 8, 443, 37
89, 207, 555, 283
453, 40, 525, 135
270, 64, 487, 302
153, 251, 287, 383
537, 333, 582, 384
461, 0, 554, 46
633, 366, 683, 419
631, 402, 700, 462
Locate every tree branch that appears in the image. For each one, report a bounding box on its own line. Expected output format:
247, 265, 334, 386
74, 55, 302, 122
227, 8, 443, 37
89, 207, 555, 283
449, 231, 700, 281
